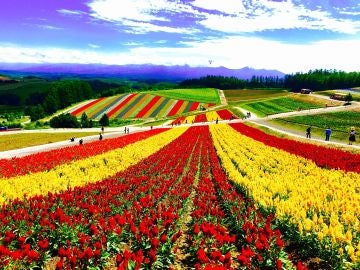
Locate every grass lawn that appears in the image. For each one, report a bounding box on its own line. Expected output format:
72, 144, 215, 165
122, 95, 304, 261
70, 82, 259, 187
0, 132, 100, 151
240, 95, 326, 117
269, 109, 360, 144
224, 89, 289, 102
147, 88, 220, 104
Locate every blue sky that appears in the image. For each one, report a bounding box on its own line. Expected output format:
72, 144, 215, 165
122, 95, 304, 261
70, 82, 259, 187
0, 0, 360, 73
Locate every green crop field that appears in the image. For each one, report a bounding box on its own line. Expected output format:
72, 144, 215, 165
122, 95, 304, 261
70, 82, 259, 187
148, 88, 220, 104
241, 96, 325, 117
270, 109, 360, 143
224, 89, 289, 102
273, 109, 360, 131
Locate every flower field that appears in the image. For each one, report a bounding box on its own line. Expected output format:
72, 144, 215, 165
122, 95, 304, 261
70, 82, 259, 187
70, 93, 216, 120
0, 123, 359, 269
171, 109, 237, 125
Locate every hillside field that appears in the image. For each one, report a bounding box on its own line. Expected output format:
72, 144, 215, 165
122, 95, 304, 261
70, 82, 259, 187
70, 91, 218, 120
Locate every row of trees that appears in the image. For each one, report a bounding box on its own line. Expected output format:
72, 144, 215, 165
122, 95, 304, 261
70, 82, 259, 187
180, 75, 284, 89
49, 112, 109, 128
180, 70, 360, 91
284, 69, 360, 91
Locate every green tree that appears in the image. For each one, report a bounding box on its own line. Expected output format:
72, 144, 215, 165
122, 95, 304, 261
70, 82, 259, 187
344, 93, 353, 104
80, 112, 90, 128
50, 113, 79, 128
25, 105, 46, 121
99, 114, 109, 126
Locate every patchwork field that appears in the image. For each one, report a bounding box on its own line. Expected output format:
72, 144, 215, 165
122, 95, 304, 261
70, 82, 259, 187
240, 95, 329, 117
0, 123, 359, 269
70, 92, 217, 120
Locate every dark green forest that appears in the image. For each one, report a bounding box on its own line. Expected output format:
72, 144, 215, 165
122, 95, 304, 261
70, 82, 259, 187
181, 69, 360, 91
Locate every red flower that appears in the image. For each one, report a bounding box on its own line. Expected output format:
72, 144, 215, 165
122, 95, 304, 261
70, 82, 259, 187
194, 223, 200, 234
197, 248, 209, 264
56, 259, 63, 270
160, 233, 167, 243
38, 239, 49, 250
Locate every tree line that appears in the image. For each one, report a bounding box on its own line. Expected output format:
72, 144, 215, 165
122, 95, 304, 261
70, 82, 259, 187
180, 70, 360, 91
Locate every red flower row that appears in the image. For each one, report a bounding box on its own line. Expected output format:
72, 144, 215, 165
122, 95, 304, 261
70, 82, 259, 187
0, 127, 202, 268
184, 127, 306, 269
230, 122, 360, 173
0, 129, 166, 178
216, 109, 238, 120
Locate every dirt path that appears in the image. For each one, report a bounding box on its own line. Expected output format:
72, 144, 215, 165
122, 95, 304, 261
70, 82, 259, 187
218, 89, 228, 106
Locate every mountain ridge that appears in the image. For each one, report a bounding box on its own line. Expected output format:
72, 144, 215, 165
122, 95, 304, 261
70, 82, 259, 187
0, 63, 285, 81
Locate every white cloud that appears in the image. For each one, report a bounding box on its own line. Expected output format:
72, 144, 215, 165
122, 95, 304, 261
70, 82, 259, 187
87, 0, 200, 34
38, 25, 63, 30
57, 9, 86, 16
122, 20, 198, 34
191, 0, 246, 15
1, 37, 360, 74
88, 43, 100, 49
88, 0, 169, 22
195, 0, 360, 34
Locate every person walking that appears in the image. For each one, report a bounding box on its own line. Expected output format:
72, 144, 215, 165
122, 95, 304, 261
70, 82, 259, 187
99, 133, 103, 140
348, 127, 356, 145
306, 126, 311, 139
325, 127, 332, 141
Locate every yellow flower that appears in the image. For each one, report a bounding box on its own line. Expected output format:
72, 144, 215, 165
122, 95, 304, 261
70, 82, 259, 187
0, 127, 188, 205
209, 124, 360, 261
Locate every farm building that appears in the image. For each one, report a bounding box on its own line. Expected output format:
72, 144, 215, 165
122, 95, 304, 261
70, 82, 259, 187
330, 92, 347, 100
300, 88, 312, 94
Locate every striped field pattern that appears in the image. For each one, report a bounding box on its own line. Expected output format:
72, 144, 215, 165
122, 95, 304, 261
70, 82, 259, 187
70, 93, 216, 119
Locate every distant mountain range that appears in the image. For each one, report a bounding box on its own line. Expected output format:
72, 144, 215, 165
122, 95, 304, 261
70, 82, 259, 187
0, 63, 285, 81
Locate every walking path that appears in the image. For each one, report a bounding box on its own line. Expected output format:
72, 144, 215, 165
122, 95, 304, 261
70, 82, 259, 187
0, 126, 164, 159
218, 89, 228, 106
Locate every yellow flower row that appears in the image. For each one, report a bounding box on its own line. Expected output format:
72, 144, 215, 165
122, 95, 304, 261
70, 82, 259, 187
0, 127, 188, 205
206, 111, 221, 121
183, 114, 196, 124
209, 124, 360, 262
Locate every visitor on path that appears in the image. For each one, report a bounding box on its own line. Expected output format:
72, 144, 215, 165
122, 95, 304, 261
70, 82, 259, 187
348, 127, 356, 145
79, 139, 83, 145
127, 127, 130, 134
306, 126, 311, 139
216, 118, 218, 124
124, 126, 127, 134
325, 127, 332, 141
70, 137, 75, 142
101, 126, 104, 134
99, 133, 103, 140
150, 126, 153, 130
